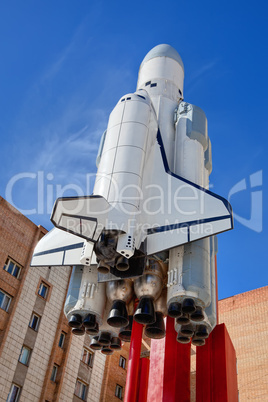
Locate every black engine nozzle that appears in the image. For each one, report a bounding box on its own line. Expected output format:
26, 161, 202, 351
83, 313, 96, 329
145, 312, 165, 339
116, 256, 129, 271
90, 336, 102, 350
68, 314, 83, 329
134, 296, 156, 325
168, 302, 182, 318
190, 306, 205, 322
119, 315, 133, 342
107, 300, 129, 328
182, 298, 196, 314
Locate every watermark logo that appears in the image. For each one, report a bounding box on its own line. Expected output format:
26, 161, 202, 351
228, 170, 263, 232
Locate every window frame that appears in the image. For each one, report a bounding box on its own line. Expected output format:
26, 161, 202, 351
81, 347, 94, 367
74, 379, 88, 401
0, 289, 12, 312
3, 258, 21, 279
29, 312, 41, 331
38, 282, 49, 299
119, 355, 126, 369
50, 364, 58, 382
19, 345, 31, 366
7, 383, 21, 402
115, 384, 123, 400
58, 331, 66, 348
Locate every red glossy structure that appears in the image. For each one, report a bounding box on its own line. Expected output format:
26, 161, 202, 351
137, 358, 150, 402
196, 324, 238, 402
124, 319, 143, 402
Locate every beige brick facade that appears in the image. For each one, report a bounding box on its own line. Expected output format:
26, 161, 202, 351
0, 197, 107, 401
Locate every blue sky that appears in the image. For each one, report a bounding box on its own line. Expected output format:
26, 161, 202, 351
0, 1, 267, 299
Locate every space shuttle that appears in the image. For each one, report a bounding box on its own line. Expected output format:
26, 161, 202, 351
32, 44, 232, 274
31, 45, 233, 350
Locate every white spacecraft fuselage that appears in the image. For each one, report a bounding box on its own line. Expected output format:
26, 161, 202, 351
31, 45, 232, 269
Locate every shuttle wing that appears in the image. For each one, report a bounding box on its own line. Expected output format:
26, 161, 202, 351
31, 228, 89, 266
141, 130, 233, 255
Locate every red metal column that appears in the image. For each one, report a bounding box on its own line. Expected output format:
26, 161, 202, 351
146, 334, 166, 401
175, 341, 191, 401
196, 333, 212, 402
211, 324, 238, 402
163, 316, 191, 401
196, 324, 238, 402
124, 319, 143, 402
136, 358, 150, 402
163, 316, 177, 401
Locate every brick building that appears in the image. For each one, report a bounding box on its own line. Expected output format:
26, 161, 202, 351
0, 197, 106, 401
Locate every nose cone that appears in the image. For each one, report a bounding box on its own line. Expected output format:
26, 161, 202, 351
140, 44, 184, 71
137, 44, 184, 101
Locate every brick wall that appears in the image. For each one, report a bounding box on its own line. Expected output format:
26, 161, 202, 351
219, 286, 268, 402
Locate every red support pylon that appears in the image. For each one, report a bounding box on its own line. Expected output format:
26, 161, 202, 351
124, 319, 143, 402
196, 324, 238, 402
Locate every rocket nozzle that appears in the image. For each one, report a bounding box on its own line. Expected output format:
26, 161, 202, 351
168, 302, 182, 318
116, 256, 129, 271
90, 336, 102, 350
83, 313, 96, 329
145, 312, 165, 339
107, 300, 129, 328
72, 326, 85, 336
182, 298, 196, 314
68, 314, 83, 329
119, 315, 133, 342
134, 296, 156, 325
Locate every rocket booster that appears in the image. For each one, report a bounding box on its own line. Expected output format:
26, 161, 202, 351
30, 45, 233, 348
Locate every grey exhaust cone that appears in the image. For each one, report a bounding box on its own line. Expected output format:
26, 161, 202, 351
176, 313, 190, 325
98, 331, 111, 346
192, 336, 206, 346
116, 256, 129, 271
97, 260, 110, 274
107, 300, 129, 328
72, 326, 85, 336
168, 302, 182, 318
68, 314, 82, 329
134, 297, 156, 325
119, 315, 133, 342
177, 333, 191, 344
110, 337, 122, 350
101, 346, 114, 355
83, 313, 96, 329
90, 336, 102, 350
190, 306, 205, 322
144, 312, 166, 339
86, 322, 99, 335
195, 325, 209, 339
180, 324, 194, 337
182, 298, 196, 314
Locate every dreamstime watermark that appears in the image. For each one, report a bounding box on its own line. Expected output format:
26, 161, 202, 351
4, 169, 263, 232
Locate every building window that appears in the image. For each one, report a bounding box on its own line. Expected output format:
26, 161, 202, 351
119, 355, 126, 369
38, 282, 49, 299
115, 384, 123, 400
29, 313, 40, 331
51, 364, 58, 382
81, 348, 94, 367
3, 258, 21, 279
19, 346, 31, 366
75, 379, 88, 400
58, 332, 66, 348
0, 289, 12, 312
7, 383, 21, 402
